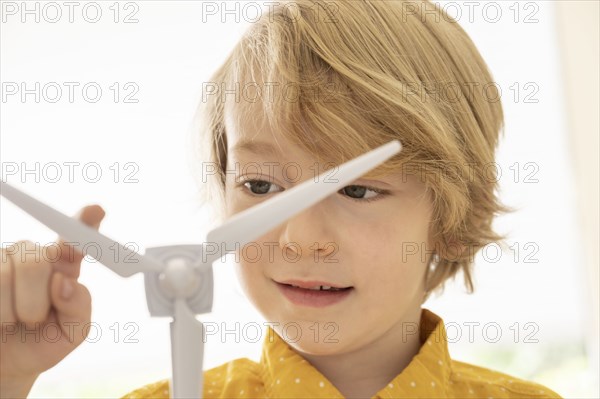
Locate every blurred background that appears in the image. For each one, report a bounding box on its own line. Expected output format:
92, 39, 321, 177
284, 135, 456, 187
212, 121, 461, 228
1, 1, 598, 398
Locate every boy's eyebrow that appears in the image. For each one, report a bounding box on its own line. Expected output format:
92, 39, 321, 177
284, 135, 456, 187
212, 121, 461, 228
232, 139, 283, 158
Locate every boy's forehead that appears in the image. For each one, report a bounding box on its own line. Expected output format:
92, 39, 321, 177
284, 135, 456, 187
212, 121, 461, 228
224, 101, 295, 159
224, 104, 410, 181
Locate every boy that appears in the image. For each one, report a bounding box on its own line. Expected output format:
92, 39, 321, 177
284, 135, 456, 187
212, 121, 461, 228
0, 1, 563, 398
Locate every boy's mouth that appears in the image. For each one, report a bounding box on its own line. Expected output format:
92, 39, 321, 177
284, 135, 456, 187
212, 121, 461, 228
275, 279, 353, 292
274, 280, 355, 307
285, 284, 352, 292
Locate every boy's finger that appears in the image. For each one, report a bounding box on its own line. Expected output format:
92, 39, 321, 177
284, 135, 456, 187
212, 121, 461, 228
13, 244, 53, 326
50, 272, 93, 348
52, 205, 106, 279
0, 249, 17, 325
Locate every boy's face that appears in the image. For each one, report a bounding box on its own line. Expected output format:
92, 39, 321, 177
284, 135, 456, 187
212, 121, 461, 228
223, 105, 434, 355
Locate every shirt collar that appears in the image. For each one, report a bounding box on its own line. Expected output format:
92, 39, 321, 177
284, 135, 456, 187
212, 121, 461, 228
260, 308, 452, 399
376, 308, 452, 398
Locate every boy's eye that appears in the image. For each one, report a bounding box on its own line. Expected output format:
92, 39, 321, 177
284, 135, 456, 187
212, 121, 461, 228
239, 179, 388, 203
339, 185, 381, 202
242, 179, 282, 195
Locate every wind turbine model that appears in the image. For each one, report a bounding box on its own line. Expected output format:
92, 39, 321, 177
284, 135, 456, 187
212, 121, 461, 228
0, 140, 401, 399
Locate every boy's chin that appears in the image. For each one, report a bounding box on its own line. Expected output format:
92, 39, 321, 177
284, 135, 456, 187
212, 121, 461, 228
277, 326, 362, 357
266, 316, 368, 355
286, 338, 353, 357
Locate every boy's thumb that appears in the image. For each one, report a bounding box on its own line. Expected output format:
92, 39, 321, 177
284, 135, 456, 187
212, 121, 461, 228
77, 204, 106, 229
50, 272, 93, 346
53, 204, 106, 278
56, 204, 105, 249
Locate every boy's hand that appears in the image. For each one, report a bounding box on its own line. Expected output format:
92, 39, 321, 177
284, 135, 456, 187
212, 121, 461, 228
0, 205, 105, 398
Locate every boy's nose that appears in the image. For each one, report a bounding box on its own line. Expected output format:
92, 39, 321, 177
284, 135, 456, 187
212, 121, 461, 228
278, 206, 336, 260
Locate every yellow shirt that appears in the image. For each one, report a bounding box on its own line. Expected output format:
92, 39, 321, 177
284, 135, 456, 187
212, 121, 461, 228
121, 308, 562, 398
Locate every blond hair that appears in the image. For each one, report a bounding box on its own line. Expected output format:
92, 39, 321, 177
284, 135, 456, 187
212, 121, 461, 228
188, 0, 514, 302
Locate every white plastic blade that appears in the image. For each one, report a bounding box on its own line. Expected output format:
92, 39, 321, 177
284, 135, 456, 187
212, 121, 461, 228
0, 180, 163, 277
170, 298, 204, 399
203, 140, 402, 265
